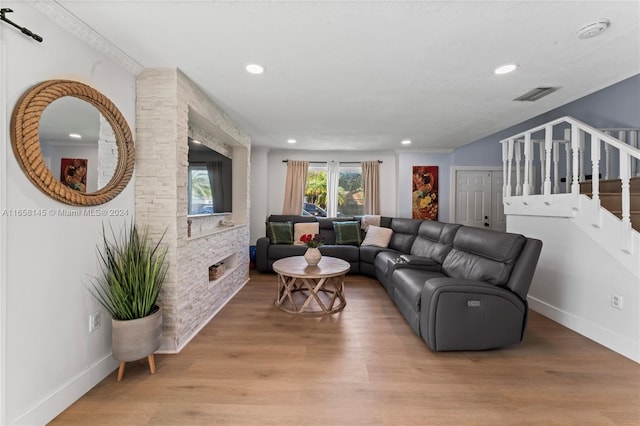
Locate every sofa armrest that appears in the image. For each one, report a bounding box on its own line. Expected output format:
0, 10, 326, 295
255, 237, 272, 272
420, 278, 527, 351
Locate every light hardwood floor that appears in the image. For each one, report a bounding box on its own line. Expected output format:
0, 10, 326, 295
50, 271, 640, 425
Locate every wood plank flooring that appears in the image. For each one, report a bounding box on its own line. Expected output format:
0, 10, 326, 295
50, 271, 640, 425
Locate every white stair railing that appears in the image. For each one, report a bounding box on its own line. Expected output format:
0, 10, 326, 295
601, 128, 640, 177
501, 116, 640, 252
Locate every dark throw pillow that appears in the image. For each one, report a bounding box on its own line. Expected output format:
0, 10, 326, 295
266, 221, 294, 244
333, 221, 362, 246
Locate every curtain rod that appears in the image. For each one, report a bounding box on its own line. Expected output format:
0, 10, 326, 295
282, 160, 382, 164
0, 8, 43, 42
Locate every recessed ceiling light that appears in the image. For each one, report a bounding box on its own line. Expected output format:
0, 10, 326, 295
401, 139, 411, 145
69, 133, 82, 139
287, 139, 297, 144
494, 64, 518, 75
246, 64, 265, 74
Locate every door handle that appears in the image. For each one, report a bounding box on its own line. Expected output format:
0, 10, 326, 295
484, 223, 490, 227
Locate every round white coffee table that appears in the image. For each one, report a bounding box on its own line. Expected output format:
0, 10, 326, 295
272, 256, 350, 315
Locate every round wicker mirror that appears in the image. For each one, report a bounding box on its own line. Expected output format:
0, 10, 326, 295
10, 80, 135, 206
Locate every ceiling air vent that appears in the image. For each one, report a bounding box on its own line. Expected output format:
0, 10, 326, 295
513, 87, 560, 102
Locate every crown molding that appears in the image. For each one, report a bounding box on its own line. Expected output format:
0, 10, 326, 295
29, 1, 144, 75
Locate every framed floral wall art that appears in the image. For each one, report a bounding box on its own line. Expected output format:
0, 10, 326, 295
412, 165, 438, 220
60, 158, 88, 193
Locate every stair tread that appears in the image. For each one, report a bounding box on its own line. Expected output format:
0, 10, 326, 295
609, 210, 640, 214
586, 192, 640, 195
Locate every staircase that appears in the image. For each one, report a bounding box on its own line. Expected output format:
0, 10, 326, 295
581, 176, 640, 232
499, 116, 640, 364
500, 115, 640, 274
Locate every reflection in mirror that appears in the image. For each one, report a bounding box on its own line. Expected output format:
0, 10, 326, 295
38, 97, 120, 194
187, 137, 233, 215
10, 79, 134, 206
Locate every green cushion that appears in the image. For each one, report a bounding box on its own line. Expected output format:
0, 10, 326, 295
266, 221, 293, 244
333, 221, 362, 246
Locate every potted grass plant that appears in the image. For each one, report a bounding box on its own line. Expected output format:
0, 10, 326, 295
88, 221, 168, 381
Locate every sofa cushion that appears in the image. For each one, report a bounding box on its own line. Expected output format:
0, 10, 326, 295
265, 221, 294, 244
410, 221, 460, 263
388, 218, 422, 252
441, 227, 526, 285
268, 243, 308, 260
361, 225, 393, 248
333, 221, 362, 246
319, 245, 360, 262
392, 268, 447, 312
293, 222, 320, 245
268, 215, 317, 224
360, 245, 396, 265
373, 250, 403, 276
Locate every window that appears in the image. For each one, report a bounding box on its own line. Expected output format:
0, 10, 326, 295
303, 163, 363, 217
303, 165, 327, 216
338, 164, 364, 217
188, 163, 213, 215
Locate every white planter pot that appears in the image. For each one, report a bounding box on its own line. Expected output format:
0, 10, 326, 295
304, 247, 322, 266
111, 306, 162, 362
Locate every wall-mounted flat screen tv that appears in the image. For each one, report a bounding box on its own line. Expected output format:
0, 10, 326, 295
187, 137, 232, 215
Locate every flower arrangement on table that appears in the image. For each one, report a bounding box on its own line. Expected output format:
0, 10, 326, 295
299, 233, 325, 248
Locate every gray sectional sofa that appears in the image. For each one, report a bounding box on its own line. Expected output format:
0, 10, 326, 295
256, 214, 542, 351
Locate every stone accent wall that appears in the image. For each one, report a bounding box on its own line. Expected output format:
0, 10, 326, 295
97, 114, 117, 189
136, 68, 250, 352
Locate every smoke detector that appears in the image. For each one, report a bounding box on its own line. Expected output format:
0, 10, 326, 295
577, 19, 610, 39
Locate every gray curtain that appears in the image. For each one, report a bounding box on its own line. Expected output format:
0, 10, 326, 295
207, 161, 224, 213
282, 160, 309, 214
362, 160, 380, 215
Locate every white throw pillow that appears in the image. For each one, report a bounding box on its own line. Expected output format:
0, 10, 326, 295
361, 225, 393, 248
293, 222, 320, 245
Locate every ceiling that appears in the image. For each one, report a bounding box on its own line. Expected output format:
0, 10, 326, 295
56, 1, 640, 152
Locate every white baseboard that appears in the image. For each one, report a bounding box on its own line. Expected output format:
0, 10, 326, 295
528, 296, 640, 364
13, 277, 249, 424
11, 354, 118, 425
156, 277, 250, 354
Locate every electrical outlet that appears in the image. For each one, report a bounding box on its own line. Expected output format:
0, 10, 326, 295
611, 293, 623, 310
89, 312, 100, 332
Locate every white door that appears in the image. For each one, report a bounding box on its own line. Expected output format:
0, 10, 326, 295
491, 171, 506, 232
455, 170, 505, 232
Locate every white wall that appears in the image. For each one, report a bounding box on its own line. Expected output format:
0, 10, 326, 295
1, 3, 136, 424
397, 152, 454, 221
508, 215, 639, 363
249, 148, 269, 245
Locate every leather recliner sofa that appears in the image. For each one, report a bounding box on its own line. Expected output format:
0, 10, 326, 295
255, 215, 542, 351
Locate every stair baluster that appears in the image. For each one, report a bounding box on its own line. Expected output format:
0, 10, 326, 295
620, 153, 633, 253
515, 141, 522, 196
630, 130, 638, 177
571, 125, 581, 208
544, 126, 552, 203
564, 129, 571, 193
523, 134, 531, 198
552, 141, 560, 194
